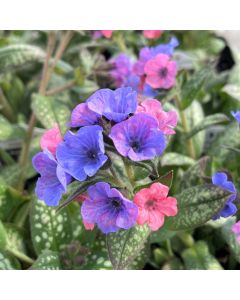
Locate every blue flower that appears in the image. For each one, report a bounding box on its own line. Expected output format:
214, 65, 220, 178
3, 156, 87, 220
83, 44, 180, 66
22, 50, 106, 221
109, 113, 166, 161
87, 87, 137, 123
32, 150, 71, 206
212, 172, 237, 219
231, 111, 240, 124
69, 103, 100, 128
81, 182, 138, 233
56, 125, 108, 181
151, 36, 179, 57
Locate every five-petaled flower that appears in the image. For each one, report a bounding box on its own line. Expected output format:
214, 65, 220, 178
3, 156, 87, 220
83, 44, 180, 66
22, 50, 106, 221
144, 53, 177, 89
134, 182, 178, 231
81, 182, 138, 233
69, 103, 100, 128
32, 150, 71, 206
109, 113, 166, 161
137, 98, 178, 135
212, 172, 237, 219
56, 125, 108, 181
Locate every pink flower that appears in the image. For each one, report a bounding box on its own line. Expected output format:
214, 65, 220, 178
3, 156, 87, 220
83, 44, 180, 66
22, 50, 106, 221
137, 98, 178, 135
144, 54, 177, 89
75, 193, 95, 231
134, 182, 177, 231
143, 30, 163, 39
40, 125, 62, 156
231, 221, 240, 243
101, 30, 113, 38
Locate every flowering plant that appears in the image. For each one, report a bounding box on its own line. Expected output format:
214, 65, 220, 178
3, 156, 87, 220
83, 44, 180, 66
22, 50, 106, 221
0, 30, 240, 270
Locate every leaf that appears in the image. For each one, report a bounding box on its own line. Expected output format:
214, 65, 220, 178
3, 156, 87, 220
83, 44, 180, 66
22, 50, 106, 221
181, 68, 210, 109
222, 84, 240, 101
208, 122, 240, 162
106, 224, 150, 270
31, 93, 70, 133
134, 170, 174, 193
221, 218, 240, 263
0, 44, 45, 72
0, 250, 21, 270
185, 100, 205, 158
186, 114, 229, 139
0, 179, 27, 221
0, 115, 25, 142
151, 227, 176, 244
30, 199, 73, 255
0, 221, 7, 249
182, 241, 223, 270
165, 184, 231, 231
30, 251, 61, 270
161, 152, 195, 167
179, 156, 209, 192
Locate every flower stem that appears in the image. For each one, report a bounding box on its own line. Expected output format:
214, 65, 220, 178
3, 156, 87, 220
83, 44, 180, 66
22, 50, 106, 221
7, 248, 34, 265
175, 93, 196, 159
123, 158, 135, 189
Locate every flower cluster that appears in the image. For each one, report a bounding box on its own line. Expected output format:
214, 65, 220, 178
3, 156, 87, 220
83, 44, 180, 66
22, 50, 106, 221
33, 86, 178, 233
110, 37, 178, 97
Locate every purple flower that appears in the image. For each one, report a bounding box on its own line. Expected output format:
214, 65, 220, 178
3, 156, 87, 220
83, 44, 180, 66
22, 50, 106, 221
212, 172, 237, 219
87, 87, 137, 123
125, 74, 158, 97
111, 53, 132, 87
32, 150, 71, 206
81, 182, 138, 233
69, 103, 100, 128
56, 125, 108, 181
109, 113, 166, 161
231, 111, 240, 124
133, 37, 179, 76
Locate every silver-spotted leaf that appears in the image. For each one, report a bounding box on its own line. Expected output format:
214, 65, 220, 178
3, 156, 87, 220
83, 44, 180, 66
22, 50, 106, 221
165, 184, 231, 230
30, 251, 61, 270
106, 224, 150, 270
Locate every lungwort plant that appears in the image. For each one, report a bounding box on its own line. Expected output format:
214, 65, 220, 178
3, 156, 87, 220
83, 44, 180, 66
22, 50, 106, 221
0, 30, 240, 270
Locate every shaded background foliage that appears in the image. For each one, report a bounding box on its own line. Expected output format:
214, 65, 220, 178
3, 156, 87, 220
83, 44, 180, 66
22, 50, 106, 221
0, 30, 240, 270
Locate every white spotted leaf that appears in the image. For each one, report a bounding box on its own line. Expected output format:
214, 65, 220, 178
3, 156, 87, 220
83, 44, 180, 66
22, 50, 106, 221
106, 225, 150, 270
30, 199, 73, 255
30, 251, 61, 270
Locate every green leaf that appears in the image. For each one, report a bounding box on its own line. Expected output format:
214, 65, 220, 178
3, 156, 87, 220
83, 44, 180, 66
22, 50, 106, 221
222, 84, 240, 101
186, 114, 229, 139
0, 250, 21, 270
182, 241, 223, 270
181, 68, 210, 109
134, 170, 174, 193
30, 199, 73, 255
30, 251, 61, 270
179, 156, 209, 192
165, 184, 231, 230
0, 44, 45, 72
31, 93, 70, 133
0, 220, 7, 249
151, 227, 176, 244
161, 152, 195, 167
106, 224, 150, 270
221, 218, 240, 263
0, 115, 25, 142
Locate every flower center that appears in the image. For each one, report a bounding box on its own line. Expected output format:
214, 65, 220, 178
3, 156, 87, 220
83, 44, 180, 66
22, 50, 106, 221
145, 199, 156, 210
159, 67, 168, 78
111, 197, 122, 209
87, 150, 97, 160
130, 140, 141, 152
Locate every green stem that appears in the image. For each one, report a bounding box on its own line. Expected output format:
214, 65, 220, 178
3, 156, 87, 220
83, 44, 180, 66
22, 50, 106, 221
123, 158, 135, 189
165, 239, 173, 257
114, 33, 128, 52
7, 248, 34, 265
175, 93, 196, 159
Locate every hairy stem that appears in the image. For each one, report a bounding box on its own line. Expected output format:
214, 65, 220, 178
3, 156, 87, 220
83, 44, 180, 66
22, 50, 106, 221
7, 248, 34, 265
175, 93, 196, 159
45, 80, 75, 96
17, 31, 57, 191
